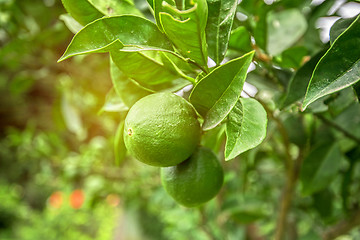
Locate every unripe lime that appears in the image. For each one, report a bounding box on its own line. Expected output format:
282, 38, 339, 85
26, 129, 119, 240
124, 92, 201, 167
161, 146, 224, 207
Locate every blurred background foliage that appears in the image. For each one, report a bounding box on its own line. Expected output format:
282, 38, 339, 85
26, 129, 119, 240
1, 0, 360, 239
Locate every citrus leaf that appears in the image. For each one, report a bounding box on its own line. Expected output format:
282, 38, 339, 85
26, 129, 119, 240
58, 16, 174, 62
333, 102, 360, 140
110, 49, 184, 86
206, 0, 238, 65
160, 0, 208, 67
59, 14, 83, 34
281, 50, 326, 109
90, 0, 143, 17
189, 51, 254, 130
153, 0, 174, 31
225, 98, 267, 160
329, 16, 356, 45
114, 120, 126, 166
231, 209, 267, 224
110, 59, 152, 107
228, 26, 252, 53
267, 9, 307, 56
277, 46, 308, 69
99, 88, 129, 114
300, 142, 342, 196
302, 14, 360, 110
253, 3, 270, 51
61, 0, 103, 26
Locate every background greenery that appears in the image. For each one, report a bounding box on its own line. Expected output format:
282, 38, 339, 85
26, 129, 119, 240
1, 0, 360, 239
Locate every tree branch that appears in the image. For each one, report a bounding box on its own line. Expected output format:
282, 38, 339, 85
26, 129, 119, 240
322, 209, 360, 240
273, 151, 304, 240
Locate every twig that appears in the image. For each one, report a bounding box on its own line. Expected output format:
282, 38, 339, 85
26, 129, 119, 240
246, 224, 265, 240
199, 207, 216, 240
252, 97, 301, 239
274, 150, 304, 240
255, 97, 292, 170
315, 113, 360, 145
322, 209, 360, 240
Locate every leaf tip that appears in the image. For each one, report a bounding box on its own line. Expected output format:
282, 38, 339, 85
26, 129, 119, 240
202, 119, 218, 131
57, 53, 68, 63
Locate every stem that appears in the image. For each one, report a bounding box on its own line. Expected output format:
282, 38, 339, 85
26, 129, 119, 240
274, 151, 304, 240
246, 224, 265, 240
315, 113, 360, 144
322, 209, 360, 240
256, 98, 292, 169
189, 60, 209, 74
199, 207, 216, 240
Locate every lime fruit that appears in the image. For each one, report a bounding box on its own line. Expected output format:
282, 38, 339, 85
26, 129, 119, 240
161, 146, 224, 207
123, 92, 201, 167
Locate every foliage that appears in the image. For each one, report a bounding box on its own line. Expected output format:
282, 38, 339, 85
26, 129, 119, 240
2, 0, 360, 239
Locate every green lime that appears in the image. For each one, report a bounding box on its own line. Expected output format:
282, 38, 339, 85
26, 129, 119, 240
161, 146, 224, 207
123, 92, 201, 167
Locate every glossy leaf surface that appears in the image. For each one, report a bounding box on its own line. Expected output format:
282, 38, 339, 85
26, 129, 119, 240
303, 15, 360, 109
225, 98, 267, 160
61, 0, 103, 26
228, 26, 252, 53
58, 16, 174, 62
110, 50, 182, 86
90, 0, 142, 17
281, 50, 326, 108
329, 16, 356, 45
189, 51, 254, 130
110, 60, 152, 107
160, 0, 208, 67
206, 0, 237, 65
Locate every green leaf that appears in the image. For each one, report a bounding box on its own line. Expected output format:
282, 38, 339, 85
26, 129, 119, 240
114, 121, 127, 166
110, 49, 184, 86
61, 0, 103, 26
329, 16, 357, 45
154, 0, 174, 31
58, 16, 174, 62
281, 50, 326, 109
228, 26, 252, 53
267, 9, 307, 56
90, 0, 143, 17
300, 142, 342, 196
354, 82, 360, 101
225, 98, 267, 160
253, 4, 269, 51
313, 189, 333, 220
99, 88, 129, 114
201, 124, 226, 153
334, 102, 360, 139
59, 14, 83, 34
205, 0, 238, 65
277, 46, 308, 69
230, 209, 267, 224
110, 60, 152, 107
302, 15, 360, 110
189, 51, 255, 130
160, 0, 208, 67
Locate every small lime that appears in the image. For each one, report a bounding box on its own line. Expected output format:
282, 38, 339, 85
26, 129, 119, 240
161, 146, 224, 207
123, 92, 201, 167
